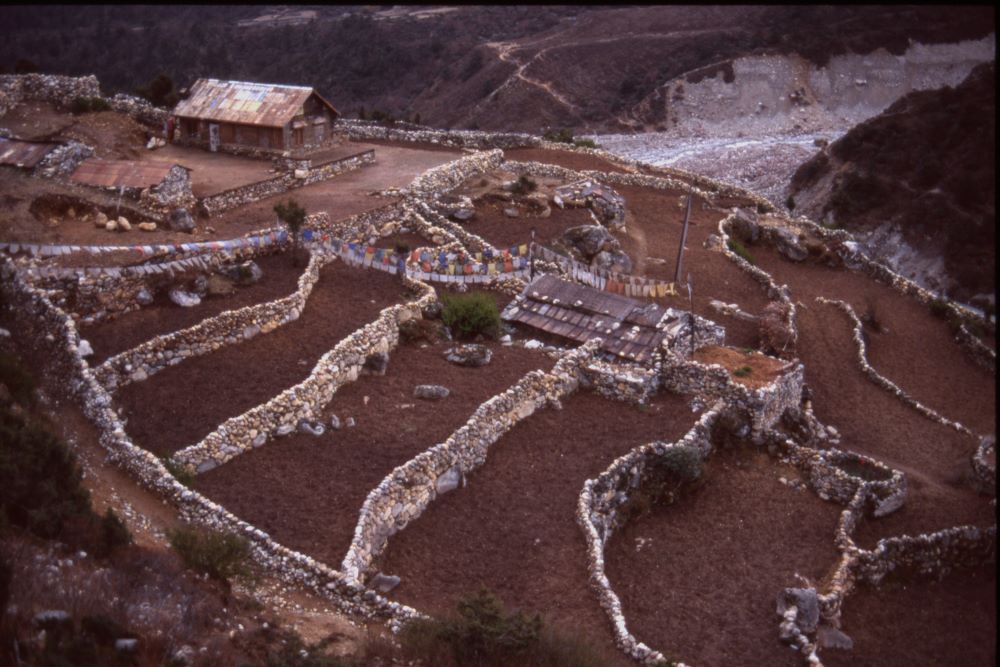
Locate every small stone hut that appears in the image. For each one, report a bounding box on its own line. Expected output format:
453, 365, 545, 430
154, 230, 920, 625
171, 78, 339, 154
70, 158, 194, 212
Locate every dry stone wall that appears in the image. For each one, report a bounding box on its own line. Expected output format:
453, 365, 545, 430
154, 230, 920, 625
341, 340, 601, 583
338, 119, 541, 150
0, 254, 424, 625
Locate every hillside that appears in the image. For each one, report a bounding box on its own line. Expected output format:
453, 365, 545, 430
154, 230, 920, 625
0, 5, 994, 133
787, 62, 995, 306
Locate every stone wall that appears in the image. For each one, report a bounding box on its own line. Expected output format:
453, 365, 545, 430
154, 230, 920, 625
337, 119, 541, 150
93, 250, 330, 392
405, 149, 504, 199
170, 276, 437, 474
0, 254, 424, 625
200, 150, 375, 217
0, 73, 101, 115
340, 340, 601, 582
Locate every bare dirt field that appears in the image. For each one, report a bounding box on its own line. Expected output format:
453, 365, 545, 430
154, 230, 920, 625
196, 340, 551, 569
377, 389, 699, 665
504, 146, 633, 174
605, 444, 842, 666
116, 258, 409, 456
81, 251, 303, 362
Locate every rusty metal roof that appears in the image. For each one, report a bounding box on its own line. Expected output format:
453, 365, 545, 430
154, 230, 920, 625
502, 274, 673, 363
70, 159, 185, 188
172, 78, 339, 127
0, 137, 59, 169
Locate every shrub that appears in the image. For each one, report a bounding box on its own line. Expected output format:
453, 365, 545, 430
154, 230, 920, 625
441, 292, 501, 340
572, 138, 597, 149
168, 525, 251, 584
510, 174, 537, 196
785, 195, 796, 211
398, 588, 604, 667
69, 96, 111, 114
733, 365, 753, 377
399, 318, 444, 345
96, 508, 132, 557
543, 128, 574, 144
727, 238, 755, 265
928, 297, 950, 320
621, 446, 703, 522
0, 351, 36, 406
162, 457, 195, 488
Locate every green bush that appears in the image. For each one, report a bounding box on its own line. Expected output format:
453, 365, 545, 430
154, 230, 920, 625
96, 508, 133, 557
543, 128, 574, 144
623, 446, 702, 522
441, 293, 501, 340
785, 195, 796, 211
0, 405, 91, 539
572, 138, 597, 149
733, 365, 753, 377
0, 350, 36, 406
510, 174, 537, 196
399, 588, 604, 667
727, 238, 756, 265
928, 297, 950, 320
168, 525, 251, 584
69, 96, 110, 114
162, 457, 195, 488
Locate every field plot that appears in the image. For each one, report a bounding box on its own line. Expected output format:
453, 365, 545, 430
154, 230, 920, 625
752, 244, 996, 435
504, 146, 634, 174
795, 304, 993, 545
377, 390, 697, 663
116, 259, 408, 456
80, 252, 303, 362
821, 565, 996, 667
605, 445, 842, 666
195, 340, 551, 568
460, 196, 596, 249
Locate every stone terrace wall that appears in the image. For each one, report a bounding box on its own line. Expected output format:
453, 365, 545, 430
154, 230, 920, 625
200, 150, 375, 217
0, 254, 423, 624
405, 149, 504, 199
341, 339, 601, 582
171, 276, 437, 474
0, 73, 101, 115
93, 249, 330, 392
337, 119, 541, 150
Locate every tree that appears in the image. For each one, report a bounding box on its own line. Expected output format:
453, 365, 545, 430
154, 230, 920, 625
273, 199, 307, 266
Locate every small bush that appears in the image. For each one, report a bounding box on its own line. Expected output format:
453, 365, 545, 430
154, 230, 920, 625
162, 457, 195, 488
928, 297, 950, 320
168, 526, 251, 584
543, 128, 574, 144
510, 174, 537, 196
69, 96, 110, 114
727, 238, 756, 264
441, 293, 501, 340
399, 318, 444, 345
785, 195, 796, 211
572, 138, 597, 149
733, 365, 753, 377
0, 351, 36, 406
393, 240, 411, 255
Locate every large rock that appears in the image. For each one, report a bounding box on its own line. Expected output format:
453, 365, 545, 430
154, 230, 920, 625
206, 274, 235, 296
167, 208, 196, 233
363, 352, 390, 375
592, 249, 633, 274
369, 572, 401, 593
414, 384, 450, 400
168, 288, 201, 307
191, 274, 209, 297
438, 194, 475, 221
561, 225, 618, 259
444, 344, 492, 367
221, 260, 263, 286
731, 208, 760, 244
777, 587, 820, 633
774, 228, 808, 262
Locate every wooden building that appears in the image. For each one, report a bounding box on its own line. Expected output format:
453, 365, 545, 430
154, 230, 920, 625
171, 79, 339, 154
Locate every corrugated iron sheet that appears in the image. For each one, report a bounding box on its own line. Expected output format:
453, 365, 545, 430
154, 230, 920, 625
172, 78, 339, 127
0, 137, 59, 169
70, 159, 182, 188
505, 275, 668, 363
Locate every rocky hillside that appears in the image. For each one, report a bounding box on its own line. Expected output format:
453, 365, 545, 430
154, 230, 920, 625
787, 62, 995, 306
0, 5, 994, 133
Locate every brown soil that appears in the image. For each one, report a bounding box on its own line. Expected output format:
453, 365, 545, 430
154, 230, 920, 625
822, 566, 996, 667
372, 231, 432, 251
795, 304, 993, 546
195, 340, 550, 569
137, 143, 278, 197
462, 197, 596, 249
377, 390, 698, 665
753, 244, 996, 436
1, 100, 149, 158
80, 251, 305, 363
115, 260, 410, 456
616, 184, 773, 348
503, 146, 633, 174
605, 445, 842, 666
693, 345, 789, 389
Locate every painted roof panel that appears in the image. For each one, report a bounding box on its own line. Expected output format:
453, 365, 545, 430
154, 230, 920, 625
172, 78, 339, 127
0, 137, 59, 169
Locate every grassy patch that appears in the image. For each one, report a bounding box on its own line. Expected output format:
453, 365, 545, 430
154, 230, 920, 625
727, 238, 756, 265
168, 525, 252, 585
442, 292, 501, 340
733, 365, 753, 377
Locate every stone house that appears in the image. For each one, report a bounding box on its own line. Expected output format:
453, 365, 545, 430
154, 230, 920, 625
69, 158, 195, 212
171, 78, 339, 154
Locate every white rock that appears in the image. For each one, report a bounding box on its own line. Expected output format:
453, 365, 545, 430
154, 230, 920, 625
78, 339, 94, 357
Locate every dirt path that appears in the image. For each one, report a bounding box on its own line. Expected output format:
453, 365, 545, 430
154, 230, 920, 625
377, 390, 698, 666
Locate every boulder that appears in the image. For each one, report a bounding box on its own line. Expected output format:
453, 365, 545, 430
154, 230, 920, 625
117, 216, 131, 231
561, 225, 619, 259
362, 352, 389, 375
435, 466, 462, 494
298, 420, 325, 436
731, 208, 760, 244
167, 208, 196, 234
221, 260, 263, 286
135, 288, 154, 305
777, 587, 820, 633
444, 344, 492, 367
115, 639, 139, 653
95, 211, 108, 226
438, 194, 475, 221
137, 222, 157, 232
592, 249, 633, 274
774, 228, 808, 262
503, 207, 520, 218
191, 274, 209, 297
168, 288, 201, 307
77, 339, 94, 357
817, 626, 853, 651
104, 220, 118, 232
370, 572, 401, 593
414, 384, 450, 400
329, 414, 341, 430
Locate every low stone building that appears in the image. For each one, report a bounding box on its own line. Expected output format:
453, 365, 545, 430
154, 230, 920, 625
69, 158, 195, 213
171, 78, 339, 155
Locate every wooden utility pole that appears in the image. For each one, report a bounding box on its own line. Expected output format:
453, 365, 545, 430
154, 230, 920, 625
673, 194, 693, 285
529, 227, 536, 280
687, 273, 696, 357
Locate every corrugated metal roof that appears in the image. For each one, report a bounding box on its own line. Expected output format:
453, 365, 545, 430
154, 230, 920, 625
502, 275, 671, 363
70, 159, 185, 188
0, 137, 59, 169
172, 78, 339, 127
